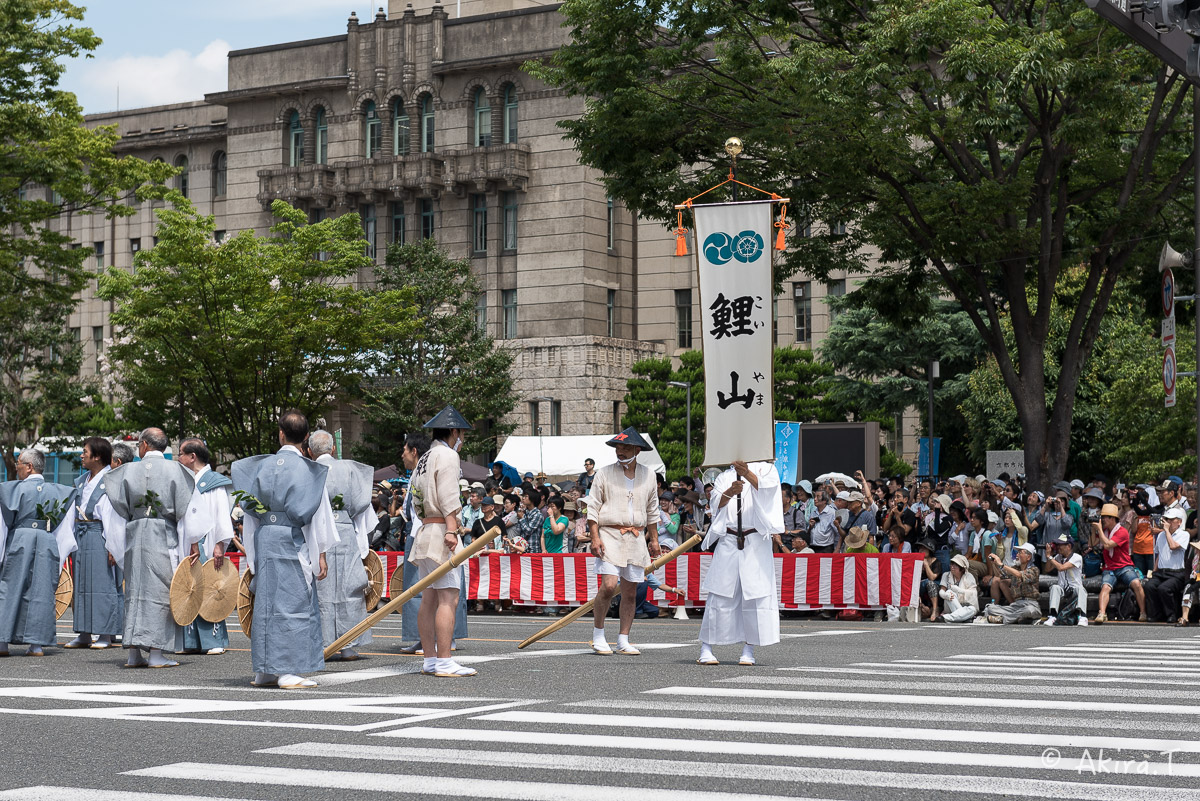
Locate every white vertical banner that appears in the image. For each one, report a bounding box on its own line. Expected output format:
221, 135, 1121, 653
693, 200, 775, 466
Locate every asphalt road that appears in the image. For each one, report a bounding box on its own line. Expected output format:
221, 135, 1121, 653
2, 609, 1199, 801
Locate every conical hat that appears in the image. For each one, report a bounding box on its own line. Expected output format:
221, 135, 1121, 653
169, 558, 204, 626
606, 426, 652, 452
236, 569, 254, 638
198, 558, 240, 623
388, 564, 405, 600
364, 550, 384, 612
55, 568, 73, 620
423, 404, 474, 430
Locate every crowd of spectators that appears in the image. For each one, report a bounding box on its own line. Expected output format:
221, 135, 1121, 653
366, 456, 1200, 626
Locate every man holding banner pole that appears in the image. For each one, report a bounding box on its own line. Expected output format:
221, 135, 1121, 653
587, 427, 662, 656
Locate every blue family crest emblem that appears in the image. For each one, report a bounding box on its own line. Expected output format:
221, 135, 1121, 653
703, 230, 764, 265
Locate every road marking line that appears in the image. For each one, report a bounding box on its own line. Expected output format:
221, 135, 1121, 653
720, 675, 1200, 698
870, 659, 1200, 675
474, 709, 1200, 754
124, 762, 823, 801
0, 789, 257, 801
778, 664, 1192, 684
259, 742, 1200, 801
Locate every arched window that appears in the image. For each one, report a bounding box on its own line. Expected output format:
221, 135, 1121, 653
212, 150, 227, 197
503, 85, 518, 144
420, 95, 435, 153
392, 98, 409, 156
173, 154, 189, 198
473, 88, 491, 147
364, 101, 381, 157
314, 108, 328, 164
288, 111, 304, 166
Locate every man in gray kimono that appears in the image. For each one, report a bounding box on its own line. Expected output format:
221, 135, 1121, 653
177, 437, 234, 656
0, 449, 77, 656
65, 437, 123, 650
308, 429, 374, 661
101, 427, 204, 668
232, 410, 337, 689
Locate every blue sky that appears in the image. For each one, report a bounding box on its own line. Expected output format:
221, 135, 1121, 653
61, 1, 363, 114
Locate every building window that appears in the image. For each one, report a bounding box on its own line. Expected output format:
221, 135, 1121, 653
361, 204, 376, 258
501, 192, 517, 251
502, 288, 517, 339
130, 238, 141, 254
174, 155, 189, 198
474, 293, 487, 331
419, 95, 435, 153
528, 400, 539, 435
288, 111, 304, 166
550, 401, 562, 436
471, 194, 487, 254
392, 98, 409, 156
214, 230, 226, 243
92, 326, 103, 372
390, 201, 406, 245
828, 278, 846, 323
212, 150, 227, 197
799, 216, 812, 238
612, 401, 621, 432
364, 101, 381, 158
831, 220, 847, 236
675, 288, 692, 348
473, 88, 492, 147
772, 297, 779, 345
607, 288, 616, 337
606, 196, 615, 250
420, 198, 435, 239
793, 282, 812, 344
503, 85, 518, 144
315, 108, 328, 164
93, 241, 105, 266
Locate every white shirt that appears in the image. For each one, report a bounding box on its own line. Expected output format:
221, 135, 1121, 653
181, 464, 235, 559
1156, 526, 1189, 570
810, 505, 838, 547
78, 466, 111, 516
1055, 552, 1085, 592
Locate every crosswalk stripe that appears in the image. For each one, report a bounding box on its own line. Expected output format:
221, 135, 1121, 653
877, 659, 1200, 676
473, 709, 1200, 754
378, 725, 1200, 778
721, 675, 1200, 698
260, 742, 1198, 801
946, 652, 1200, 664
780, 664, 1195, 684
0, 790, 255, 801
646, 685, 1200, 714
125, 761, 821, 801
1030, 646, 1200, 656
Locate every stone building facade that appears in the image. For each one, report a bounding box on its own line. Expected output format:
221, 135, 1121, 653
55, 0, 890, 457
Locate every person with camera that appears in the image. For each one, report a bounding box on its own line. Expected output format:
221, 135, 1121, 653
808, 490, 840, 553
981, 543, 1041, 624
1042, 532, 1087, 626
1092, 502, 1146, 624
1144, 507, 1190, 622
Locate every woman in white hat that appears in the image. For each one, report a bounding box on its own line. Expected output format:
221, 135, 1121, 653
937, 554, 978, 623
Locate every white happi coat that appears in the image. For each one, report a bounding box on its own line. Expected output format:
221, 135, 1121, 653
585, 461, 659, 569
701, 462, 782, 601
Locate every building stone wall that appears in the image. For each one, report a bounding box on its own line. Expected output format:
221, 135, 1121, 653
47, 0, 922, 464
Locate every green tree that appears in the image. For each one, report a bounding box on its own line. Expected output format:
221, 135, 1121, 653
821, 296, 988, 475
536, 0, 1194, 489
0, 0, 173, 474
354, 238, 518, 464
98, 199, 414, 460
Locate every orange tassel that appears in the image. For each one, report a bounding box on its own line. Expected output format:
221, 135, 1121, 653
774, 204, 788, 251
674, 210, 688, 256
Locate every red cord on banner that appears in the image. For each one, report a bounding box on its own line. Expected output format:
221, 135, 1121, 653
775, 203, 788, 251
674, 208, 689, 256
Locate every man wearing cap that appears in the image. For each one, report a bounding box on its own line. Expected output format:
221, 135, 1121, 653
65, 437, 122, 651
981, 543, 1041, 623
407, 405, 477, 677
1043, 533, 1087, 626
0, 449, 78, 657
1092, 502, 1146, 624
232, 411, 338, 688
845, 491, 877, 543
1144, 507, 1190, 622
307, 430, 375, 661
459, 486, 484, 545
586, 427, 662, 656
697, 460, 782, 666
176, 437, 235, 656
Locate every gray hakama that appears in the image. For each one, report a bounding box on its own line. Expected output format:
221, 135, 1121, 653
233, 449, 336, 676
0, 478, 76, 647
315, 456, 373, 650
72, 471, 123, 636
103, 455, 197, 653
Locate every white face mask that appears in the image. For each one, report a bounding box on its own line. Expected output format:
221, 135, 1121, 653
617, 455, 637, 467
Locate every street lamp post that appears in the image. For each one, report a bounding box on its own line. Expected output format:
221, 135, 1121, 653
667, 381, 692, 477
532, 396, 554, 477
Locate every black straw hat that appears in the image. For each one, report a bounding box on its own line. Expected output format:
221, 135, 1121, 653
423, 405, 473, 430
605, 426, 652, 452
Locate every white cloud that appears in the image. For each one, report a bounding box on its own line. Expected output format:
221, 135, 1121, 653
72, 39, 230, 112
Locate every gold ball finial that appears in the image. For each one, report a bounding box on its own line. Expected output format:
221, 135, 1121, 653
724, 137, 743, 159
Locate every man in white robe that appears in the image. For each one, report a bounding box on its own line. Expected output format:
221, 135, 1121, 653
177, 437, 235, 655
698, 460, 781, 666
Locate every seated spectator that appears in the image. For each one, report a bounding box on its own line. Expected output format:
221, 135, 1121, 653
1177, 538, 1200, 626
947, 501, 970, 556
1145, 507, 1190, 622
1092, 501, 1146, 624
981, 543, 1040, 624
938, 554, 978, 623
1043, 532, 1086, 626
881, 525, 911, 553
843, 526, 879, 554
917, 537, 944, 619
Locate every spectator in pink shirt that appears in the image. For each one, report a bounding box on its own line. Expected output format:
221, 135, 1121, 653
1092, 502, 1146, 624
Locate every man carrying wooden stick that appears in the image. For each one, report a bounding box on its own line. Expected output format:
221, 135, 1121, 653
587, 427, 662, 656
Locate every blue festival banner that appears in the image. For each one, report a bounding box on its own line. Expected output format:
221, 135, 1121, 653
774, 421, 800, 484
917, 437, 941, 477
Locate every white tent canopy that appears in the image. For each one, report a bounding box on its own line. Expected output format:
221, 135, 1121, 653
494, 435, 666, 479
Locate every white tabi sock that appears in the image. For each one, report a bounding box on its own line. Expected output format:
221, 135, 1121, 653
740, 644, 755, 663
254, 672, 278, 685
147, 648, 177, 667
698, 643, 716, 662
422, 657, 437, 673
616, 634, 631, 651
126, 648, 146, 666
592, 627, 608, 646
